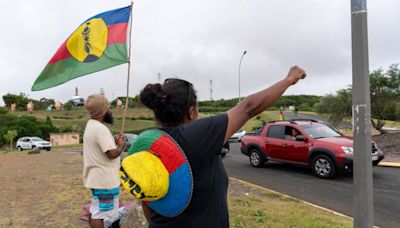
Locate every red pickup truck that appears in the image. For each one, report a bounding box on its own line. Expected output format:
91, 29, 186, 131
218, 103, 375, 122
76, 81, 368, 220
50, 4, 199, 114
240, 119, 385, 178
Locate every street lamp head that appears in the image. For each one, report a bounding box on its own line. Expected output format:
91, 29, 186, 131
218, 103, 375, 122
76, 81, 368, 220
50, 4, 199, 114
243, 50, 247, 55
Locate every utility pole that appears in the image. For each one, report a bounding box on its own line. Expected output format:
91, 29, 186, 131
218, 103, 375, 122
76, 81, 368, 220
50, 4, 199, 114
351, 0, 373, 227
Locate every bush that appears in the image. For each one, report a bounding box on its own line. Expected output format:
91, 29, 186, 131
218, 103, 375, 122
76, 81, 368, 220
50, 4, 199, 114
298, 103, 313, 112
0, 113, 58, 147
63, 101, 74, 111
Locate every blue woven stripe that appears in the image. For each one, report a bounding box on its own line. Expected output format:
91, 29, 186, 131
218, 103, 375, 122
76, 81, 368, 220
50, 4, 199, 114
148, 163, 192, 217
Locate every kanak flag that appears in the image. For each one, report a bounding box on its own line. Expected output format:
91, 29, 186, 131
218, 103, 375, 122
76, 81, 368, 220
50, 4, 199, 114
32, 6, 131, 91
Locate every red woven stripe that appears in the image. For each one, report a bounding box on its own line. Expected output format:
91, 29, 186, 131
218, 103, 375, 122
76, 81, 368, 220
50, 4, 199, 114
149, 135, 186, 174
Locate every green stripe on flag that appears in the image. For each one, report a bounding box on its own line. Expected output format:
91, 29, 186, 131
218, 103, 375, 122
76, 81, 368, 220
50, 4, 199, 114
32, 43, 128, 91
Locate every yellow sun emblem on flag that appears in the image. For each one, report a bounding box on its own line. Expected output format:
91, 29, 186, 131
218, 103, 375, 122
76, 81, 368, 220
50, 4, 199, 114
66, 18, 108, 63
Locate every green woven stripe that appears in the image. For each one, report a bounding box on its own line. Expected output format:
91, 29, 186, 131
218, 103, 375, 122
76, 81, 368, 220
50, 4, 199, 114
128, 130, 163, 155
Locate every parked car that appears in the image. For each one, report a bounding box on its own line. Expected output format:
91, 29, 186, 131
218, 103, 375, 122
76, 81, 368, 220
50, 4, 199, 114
71, 96, 85, 106
230, 129, 247, 142
240, 119, 385, 179
16, 137, 52, 151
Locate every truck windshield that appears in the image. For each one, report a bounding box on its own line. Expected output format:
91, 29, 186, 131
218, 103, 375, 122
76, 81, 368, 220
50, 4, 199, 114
300, 124, 341, 139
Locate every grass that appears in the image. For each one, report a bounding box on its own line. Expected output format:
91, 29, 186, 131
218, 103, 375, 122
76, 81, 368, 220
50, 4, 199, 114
228, 179, 353, 228
0, 151, 354, 227
14, 108, 156, 135
11, 108, 282, 135
242, 111, 277, 132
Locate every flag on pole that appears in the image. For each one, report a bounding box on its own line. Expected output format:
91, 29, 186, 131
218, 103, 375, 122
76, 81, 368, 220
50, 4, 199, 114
32, 6, 131, 91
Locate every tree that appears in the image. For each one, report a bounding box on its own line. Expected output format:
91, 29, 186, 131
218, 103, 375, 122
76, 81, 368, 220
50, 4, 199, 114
315, 88, 352, 126
316, 64, 400, 133
3, 130, 17, 151
2, 93, 29, 110
370, 64, 400, 133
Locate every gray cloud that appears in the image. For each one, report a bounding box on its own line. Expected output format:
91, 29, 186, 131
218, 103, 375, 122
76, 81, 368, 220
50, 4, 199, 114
1, 0, 399, 105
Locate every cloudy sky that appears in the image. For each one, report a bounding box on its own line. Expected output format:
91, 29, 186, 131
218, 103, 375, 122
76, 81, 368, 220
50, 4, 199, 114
1, 0, 399, 105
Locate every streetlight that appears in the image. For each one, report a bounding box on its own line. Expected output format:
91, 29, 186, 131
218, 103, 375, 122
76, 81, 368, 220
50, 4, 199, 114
238, 50, 247, 102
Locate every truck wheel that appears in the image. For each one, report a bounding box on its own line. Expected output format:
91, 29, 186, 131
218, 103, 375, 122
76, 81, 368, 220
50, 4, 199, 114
17, 146, 23, 151
311, 154, 336, 179
249, 149, 265, 168
31, 145, 36, 150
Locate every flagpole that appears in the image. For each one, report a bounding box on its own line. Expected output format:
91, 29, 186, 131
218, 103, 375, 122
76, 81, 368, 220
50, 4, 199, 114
121, 1, 134, 134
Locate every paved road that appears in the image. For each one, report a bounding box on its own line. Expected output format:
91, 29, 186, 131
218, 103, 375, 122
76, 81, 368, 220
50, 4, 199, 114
224, 143, 400, 228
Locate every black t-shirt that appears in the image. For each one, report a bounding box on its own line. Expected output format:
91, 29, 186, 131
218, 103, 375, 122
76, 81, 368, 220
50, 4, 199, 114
149, 114, 229, 228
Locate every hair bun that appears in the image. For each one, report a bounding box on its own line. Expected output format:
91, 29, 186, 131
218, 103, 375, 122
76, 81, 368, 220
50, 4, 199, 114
140, 83, 164, 109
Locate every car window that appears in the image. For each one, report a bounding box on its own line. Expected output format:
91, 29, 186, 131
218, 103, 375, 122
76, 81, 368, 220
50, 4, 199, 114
284, 126, 302, 141
23, 139, 30, 142
267, 125, 285, 139
31, 137, 44, 141
300, 124, 341, 139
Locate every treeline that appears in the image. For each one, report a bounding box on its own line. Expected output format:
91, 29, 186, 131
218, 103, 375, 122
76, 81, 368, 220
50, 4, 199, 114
2, 93, 55, 111
316, 64, 400, 133
0, 108, 58, 148
198, 95, 321, 113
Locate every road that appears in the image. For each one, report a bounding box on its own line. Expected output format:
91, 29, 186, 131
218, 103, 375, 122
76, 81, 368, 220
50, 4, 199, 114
224, 142, 400, 228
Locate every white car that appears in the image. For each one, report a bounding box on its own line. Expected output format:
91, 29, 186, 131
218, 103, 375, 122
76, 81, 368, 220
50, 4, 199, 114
229, 130, 247, 142
16, 137, 52, 151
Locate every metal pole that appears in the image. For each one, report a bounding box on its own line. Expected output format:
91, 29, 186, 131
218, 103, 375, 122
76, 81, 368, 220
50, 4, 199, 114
351, 0, 373, 227
238, 50, 247, 102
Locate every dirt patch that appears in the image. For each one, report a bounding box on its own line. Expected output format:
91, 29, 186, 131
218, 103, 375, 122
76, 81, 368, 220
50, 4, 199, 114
0, 152, 89, 227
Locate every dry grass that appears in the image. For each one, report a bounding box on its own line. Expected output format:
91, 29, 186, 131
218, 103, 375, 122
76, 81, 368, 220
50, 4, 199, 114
0, 151, 353, 227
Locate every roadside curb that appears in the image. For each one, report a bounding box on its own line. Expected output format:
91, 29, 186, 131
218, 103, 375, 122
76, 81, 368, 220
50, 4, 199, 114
231, 177, 381, 227
378, 162, 400, 168
230, 177, 354, 220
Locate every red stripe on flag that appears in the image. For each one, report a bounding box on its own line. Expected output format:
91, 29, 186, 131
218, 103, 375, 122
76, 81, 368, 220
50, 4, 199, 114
107, 22, 128, 44
48, 23, 127, 64
48, 40, 71, 64
149, 135, 186, 174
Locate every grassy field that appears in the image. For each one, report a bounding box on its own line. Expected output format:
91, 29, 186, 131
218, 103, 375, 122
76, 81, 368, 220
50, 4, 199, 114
0, 151, 353, 227
12, 108, 280, 136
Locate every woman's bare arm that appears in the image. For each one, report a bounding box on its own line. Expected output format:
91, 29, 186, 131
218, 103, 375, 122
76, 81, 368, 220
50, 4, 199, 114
225, 66, 306, 142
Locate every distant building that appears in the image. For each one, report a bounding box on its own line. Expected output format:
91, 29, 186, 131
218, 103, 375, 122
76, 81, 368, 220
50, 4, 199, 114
50, 132, 80, 146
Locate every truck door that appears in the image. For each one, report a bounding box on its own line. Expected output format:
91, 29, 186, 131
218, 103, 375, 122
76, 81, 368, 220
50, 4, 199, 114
283, 126, 309, 164
265, 125, 288, 160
